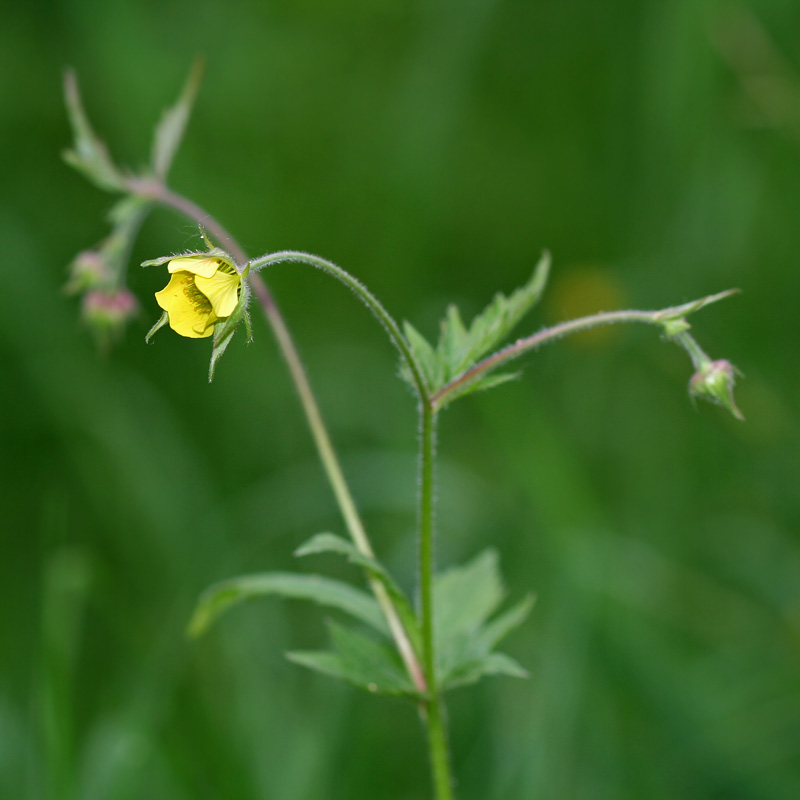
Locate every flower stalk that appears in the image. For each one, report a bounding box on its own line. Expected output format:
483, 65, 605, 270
129, 178, 427, 693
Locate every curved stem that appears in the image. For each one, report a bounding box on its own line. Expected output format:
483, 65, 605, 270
131, 179, 426, 692
432, 308, 659, 410
252, 249, 454, 795
250, 250, 429, 404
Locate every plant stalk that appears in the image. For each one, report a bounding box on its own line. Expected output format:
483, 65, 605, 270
432, 308, 659, 410
419, 403, 455, 800
131, 179, 426, 692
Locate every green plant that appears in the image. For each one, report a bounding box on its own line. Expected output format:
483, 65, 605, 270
63, 62, 742, 799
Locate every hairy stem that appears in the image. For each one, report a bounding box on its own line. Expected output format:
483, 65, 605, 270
249, 250, 428, 401
251, 247, 456, 796
131, 178, 426, 692
431, 308, 660, 410
418, 403, 455, 799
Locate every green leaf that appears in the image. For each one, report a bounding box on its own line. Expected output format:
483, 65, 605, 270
433, 550, 533, 692
288, 621, 417, 697
434, 549, 505, 640
399, 252, 550, 398
151, 58, 205, 180
188, 572, 386, 638
62, 70, 125, 193
295, 533, 420, 652
437, 371, 521, 408
442, 250, 551, 380
476, 594, 535, 651
443, 652, 529, 691
402, 320, 438, 391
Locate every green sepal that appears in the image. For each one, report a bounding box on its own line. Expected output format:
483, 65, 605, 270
62, 70, 126, 193
151, 57, 205, 180
433, 549, 533, 692
295, 532, 421, 653
287, 620, 419, 698
145, 311, 170, 343
208, 281, 250, 382
141, 247, 236, 269
187, 571, 386, 639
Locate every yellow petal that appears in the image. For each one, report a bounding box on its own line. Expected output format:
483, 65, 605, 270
154, 272, 215, 338
167, 257, 221, 278
194, 270, 241, 318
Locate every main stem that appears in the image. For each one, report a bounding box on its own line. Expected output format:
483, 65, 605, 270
419, 403, 455, 800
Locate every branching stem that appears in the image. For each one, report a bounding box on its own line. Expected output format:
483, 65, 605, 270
433, 309, 659, 410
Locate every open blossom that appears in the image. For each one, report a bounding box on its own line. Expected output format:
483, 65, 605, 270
155, 256, 241, 338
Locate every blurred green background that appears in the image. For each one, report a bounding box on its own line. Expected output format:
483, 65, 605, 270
2, 0, 799, 797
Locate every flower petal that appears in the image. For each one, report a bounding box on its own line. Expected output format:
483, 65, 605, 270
155, 272, 215, 338
167, 256, 221, 278
194, 270, 241, 318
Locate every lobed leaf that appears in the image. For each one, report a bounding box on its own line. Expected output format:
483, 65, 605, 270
444, 250, 550, 380
295, 532, 420, 652
433, 549, 534, 692
399, 252, 550, 399
288, 621, 418, 697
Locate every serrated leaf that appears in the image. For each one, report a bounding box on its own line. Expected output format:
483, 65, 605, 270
438, 305, 468, 368
295, 533, 420, 652
452, 250, 550, 375
437, 371, 520, 408
433, 550, 533, 691
152, 58, 205, 180
402, 321, 438, 391
476, 594, 535, 651
442, 651, 529, 691
288, 621, 418, 697
188, 572, 386, 638
434, 549, 505, 640
399, 252, 550, 398
62, 70, 125, 193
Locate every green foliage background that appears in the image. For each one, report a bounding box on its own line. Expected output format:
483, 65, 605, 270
2, 1, 799, 797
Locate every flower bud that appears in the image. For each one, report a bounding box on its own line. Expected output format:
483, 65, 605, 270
689, 359, 744, 420
81, 288, 139, 344
65, 250, 112, 294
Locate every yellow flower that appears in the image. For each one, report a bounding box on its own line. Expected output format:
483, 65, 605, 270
155, 256, 241, 338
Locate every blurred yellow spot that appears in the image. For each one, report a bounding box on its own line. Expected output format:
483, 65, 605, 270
545, 266, 626, 347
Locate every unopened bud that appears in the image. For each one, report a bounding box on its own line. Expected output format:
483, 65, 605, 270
65, 250, 112, 294
689, 359, 744, 420
81, 288, 139, 342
